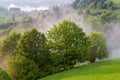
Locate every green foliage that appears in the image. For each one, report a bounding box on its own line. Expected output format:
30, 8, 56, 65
77, 0, 117, 11
16, 28, 51, 78
99, 11, 117, 23
89, 32, 109, 63
47, 20, 90, 69
76, 0, 120, 30
110, 0, 120, 8
17, 28, 46, 63
41, 59, 120, 80
7, 55, 40, 80
50, 53, 64, 72
0, 32, 21, 55
0, 68, 11, 80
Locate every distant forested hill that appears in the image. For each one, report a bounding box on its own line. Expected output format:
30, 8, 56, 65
0, 0, 74, 7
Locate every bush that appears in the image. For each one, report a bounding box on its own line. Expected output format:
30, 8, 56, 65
7, 55, 40, 80
0, 68, 11, 80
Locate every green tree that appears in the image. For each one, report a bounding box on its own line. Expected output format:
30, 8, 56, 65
16, 28, 51, 77
47, 20, 90, 69
17, 28, 47, 63
7, 55, 40, 80
0, 32, 21, 55
89, 32, 109, 63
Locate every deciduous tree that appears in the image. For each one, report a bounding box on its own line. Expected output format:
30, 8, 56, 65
47, 20, 90, 68
89, 32, 109, 63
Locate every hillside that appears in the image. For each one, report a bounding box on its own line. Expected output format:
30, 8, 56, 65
0, 0, 120, 80
41, 59, 120, 80
0, 0, 74, 7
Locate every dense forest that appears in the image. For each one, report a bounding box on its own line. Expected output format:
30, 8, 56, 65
0, 0, 120, 80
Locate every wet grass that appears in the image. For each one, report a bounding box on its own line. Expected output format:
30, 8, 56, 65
41, 59, 120, 80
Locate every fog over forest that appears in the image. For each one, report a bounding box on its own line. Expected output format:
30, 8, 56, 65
0, 0, 74, 7
0, 0, 120, 80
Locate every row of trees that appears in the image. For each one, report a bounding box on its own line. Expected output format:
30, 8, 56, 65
0, 20, 109, 80
72, 0, 120, 32
73, 0, 118, 12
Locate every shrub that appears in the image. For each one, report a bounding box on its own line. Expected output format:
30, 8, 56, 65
7, 55, 40, 80
0, 68, 11, 80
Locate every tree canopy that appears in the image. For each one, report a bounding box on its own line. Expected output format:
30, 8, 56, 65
47, 20, 90, 68
16, 28, 51, 77
0, 32, 21, 55
17, 28, 47, 63
89, 32, 109, 63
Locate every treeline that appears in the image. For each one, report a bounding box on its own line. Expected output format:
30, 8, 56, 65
73, 0, 118, 10
72, 0, 120, 31
0, 20, 108, 80
1, 0, 120, 40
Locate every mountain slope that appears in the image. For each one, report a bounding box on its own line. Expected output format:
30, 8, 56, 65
41, 59, 120, 80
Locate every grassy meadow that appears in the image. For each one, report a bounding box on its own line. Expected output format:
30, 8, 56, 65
41, 59, 120, 80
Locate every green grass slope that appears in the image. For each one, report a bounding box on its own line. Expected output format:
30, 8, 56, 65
41, 59, 120, 80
